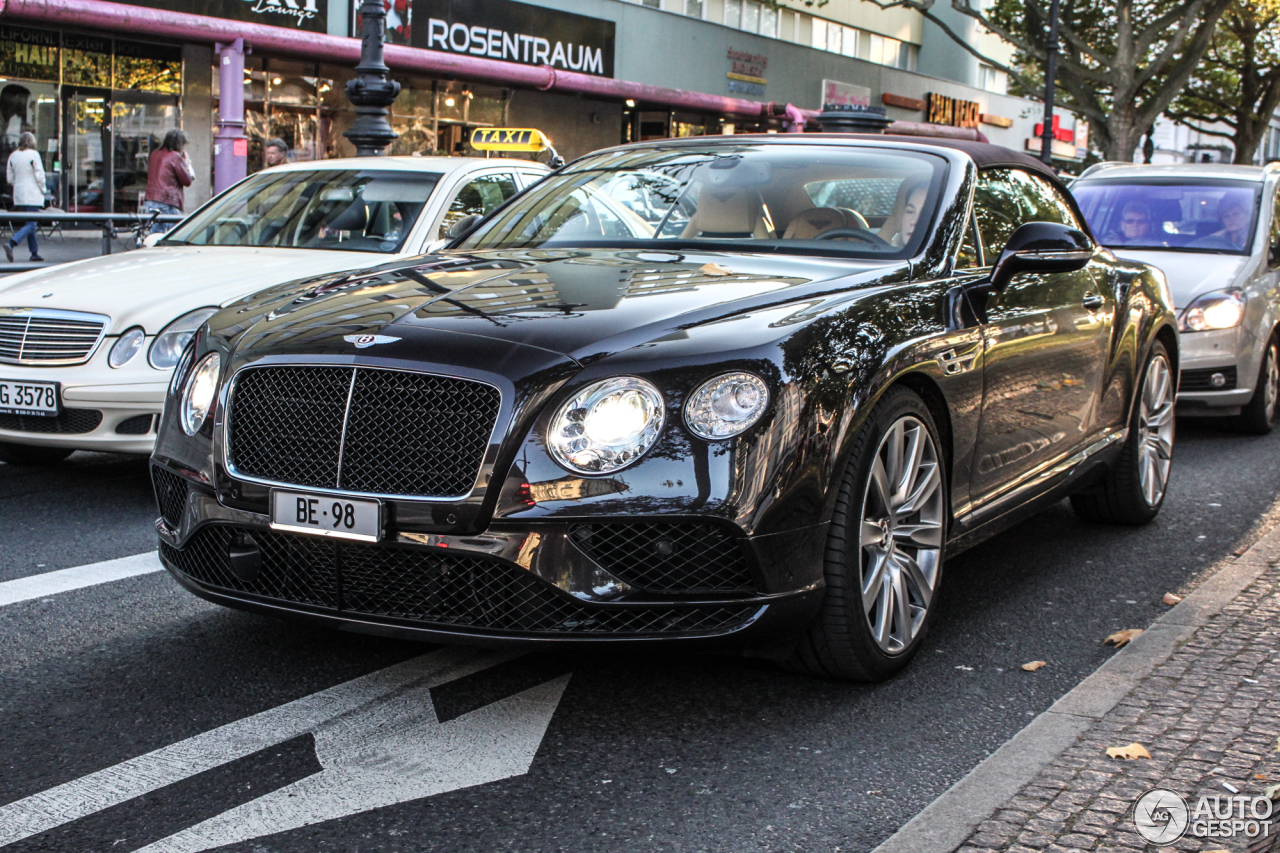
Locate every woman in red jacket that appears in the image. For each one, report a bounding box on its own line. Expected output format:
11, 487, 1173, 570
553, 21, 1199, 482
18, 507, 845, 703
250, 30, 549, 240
143, 129, 194, 233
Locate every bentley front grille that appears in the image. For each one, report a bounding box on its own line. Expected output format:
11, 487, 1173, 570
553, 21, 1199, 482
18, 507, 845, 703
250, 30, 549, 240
226, 365, 501, 499
0, 309, 109, 365
163, 525, 759, 636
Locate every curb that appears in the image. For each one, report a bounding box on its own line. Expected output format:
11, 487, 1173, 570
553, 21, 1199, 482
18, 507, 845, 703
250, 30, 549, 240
870, 522, 1280, 853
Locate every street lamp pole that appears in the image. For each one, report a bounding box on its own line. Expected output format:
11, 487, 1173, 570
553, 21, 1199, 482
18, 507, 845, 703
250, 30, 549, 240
344, 0, 401, 156
1039, 0, 1061, 166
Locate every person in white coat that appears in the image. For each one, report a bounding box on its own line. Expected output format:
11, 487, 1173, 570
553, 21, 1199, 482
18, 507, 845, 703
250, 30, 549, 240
5, 131, 46, 262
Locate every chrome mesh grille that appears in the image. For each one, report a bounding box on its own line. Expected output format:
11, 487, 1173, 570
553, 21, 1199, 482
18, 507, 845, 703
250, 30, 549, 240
163, 524, 758, 636
0, 310, 107, 365
226, 365, 501, 498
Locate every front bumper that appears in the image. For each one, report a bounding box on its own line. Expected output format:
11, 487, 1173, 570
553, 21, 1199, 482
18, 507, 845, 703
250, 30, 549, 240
152, 464, 827, 654
1176, 327, 1260, 413
0, 338, 169, 453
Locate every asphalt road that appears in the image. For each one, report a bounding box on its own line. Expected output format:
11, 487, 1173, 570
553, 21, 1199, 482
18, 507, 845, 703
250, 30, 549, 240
1, 419, 1278, 853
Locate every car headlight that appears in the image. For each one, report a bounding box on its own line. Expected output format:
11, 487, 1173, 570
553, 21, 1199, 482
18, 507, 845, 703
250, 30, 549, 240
108, 327, 146, 368
150, 307, 219, 369
547, 377, 665, 474
684, 372, 770, 440
180, 353, 221, 435
1181, 291, 1245, 331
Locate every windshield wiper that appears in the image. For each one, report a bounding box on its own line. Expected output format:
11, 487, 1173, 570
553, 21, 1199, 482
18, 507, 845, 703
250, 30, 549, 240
160, 239, 192, 246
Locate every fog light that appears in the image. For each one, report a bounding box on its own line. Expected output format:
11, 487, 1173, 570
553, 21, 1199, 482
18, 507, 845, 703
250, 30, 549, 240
1210, 372, 1227, 388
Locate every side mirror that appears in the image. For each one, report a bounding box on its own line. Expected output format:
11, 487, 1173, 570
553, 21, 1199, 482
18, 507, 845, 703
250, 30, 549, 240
445, 213, 483, 241
989, 221, 1092, 291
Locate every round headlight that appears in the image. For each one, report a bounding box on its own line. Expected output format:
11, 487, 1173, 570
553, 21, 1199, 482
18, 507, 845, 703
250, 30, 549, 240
108, 327, 146, 368
180, 353, 221, 435
547, 377, 665, 474
150, 307, 219, 369
685, 372, 770, 439
1181, 291, 1245, 331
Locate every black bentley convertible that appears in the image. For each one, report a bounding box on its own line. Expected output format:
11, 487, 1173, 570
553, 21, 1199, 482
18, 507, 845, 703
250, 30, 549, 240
151, 135, 1177, 680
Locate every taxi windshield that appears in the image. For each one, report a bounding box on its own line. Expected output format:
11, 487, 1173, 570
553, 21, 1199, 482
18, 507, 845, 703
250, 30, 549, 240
1073, 179, 1262, 255
162, 169, 442, 253
456, 144, 946, 258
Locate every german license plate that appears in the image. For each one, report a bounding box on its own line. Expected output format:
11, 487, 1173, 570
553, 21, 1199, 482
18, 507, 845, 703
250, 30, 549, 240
269, 489, 381, 542
0, 378, 59, 417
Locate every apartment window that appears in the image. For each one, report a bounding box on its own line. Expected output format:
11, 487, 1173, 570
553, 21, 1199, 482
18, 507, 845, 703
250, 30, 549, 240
861, 32, 883, 63
840, 26, 858, 57
642, 0, 660, 7
760, 6, 779, 37
900, 43, 918, 71
811, 18, 827, 48
979, 64, 1008, 94
743, 0, 761, 33
827, 22, 842, 53
685, 0, 703, 17
724, 0, 741, 27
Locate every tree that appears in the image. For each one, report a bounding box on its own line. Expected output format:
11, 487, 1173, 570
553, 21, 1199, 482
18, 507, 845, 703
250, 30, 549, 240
1165, 1, 1280, 164
869, 0, 1233, 161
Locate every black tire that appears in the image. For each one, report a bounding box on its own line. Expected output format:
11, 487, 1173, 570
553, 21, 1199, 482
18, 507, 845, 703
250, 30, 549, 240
1236, 334, 1279, 435
0, 441, 73, 466
1070, 340, 1174, 525
785, 386, 946, 681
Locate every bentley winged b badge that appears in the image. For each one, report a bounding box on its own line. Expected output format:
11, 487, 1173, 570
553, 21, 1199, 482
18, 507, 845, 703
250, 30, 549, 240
343, 334, 401, 349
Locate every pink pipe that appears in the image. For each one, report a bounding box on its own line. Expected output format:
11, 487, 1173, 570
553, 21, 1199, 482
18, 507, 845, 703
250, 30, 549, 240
0, 0, 818, 124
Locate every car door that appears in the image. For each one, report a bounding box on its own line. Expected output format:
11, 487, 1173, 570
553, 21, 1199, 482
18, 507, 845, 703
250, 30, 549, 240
434, 170, 520, 241
968, 168, 1115, 507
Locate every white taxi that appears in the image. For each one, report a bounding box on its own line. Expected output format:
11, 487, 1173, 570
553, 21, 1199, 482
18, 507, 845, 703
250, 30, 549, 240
0, 152, 548, 464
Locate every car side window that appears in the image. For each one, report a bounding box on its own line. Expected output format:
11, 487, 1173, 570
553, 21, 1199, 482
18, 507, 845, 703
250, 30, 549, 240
439, 173, 518, 239
1270, 188, 1280, 268
956, 216, 982, 269
973, 168, 1082, 254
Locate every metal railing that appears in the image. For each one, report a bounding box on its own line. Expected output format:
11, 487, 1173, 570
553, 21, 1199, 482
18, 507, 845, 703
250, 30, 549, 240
0, 211, 186, 272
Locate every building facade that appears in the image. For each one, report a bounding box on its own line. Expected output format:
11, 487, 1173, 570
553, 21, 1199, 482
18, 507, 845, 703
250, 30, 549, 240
0, 0, 1086, 214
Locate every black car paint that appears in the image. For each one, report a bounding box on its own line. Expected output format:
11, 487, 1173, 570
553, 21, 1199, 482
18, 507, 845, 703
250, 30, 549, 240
152, 139, 1178, 654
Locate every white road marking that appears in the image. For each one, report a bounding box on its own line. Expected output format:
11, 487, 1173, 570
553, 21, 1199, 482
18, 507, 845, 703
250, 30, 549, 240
138, 673, 571, 852
0, 646, 553, 847
0, 552, 164, 608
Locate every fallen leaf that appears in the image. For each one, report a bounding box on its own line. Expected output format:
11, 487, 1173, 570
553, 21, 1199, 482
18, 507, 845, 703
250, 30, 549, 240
1162, 592, 1182, 605
1022, 661, 1048, 671
1106, 742, 1151, 760
700, 263, 733, 276
1256, 773, 1268, 780
1266, 783, 1280, 801
1105, 629, 1144, 648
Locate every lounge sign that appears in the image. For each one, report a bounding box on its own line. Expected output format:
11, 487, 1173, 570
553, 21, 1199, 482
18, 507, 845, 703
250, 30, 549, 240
112, 0, 326, 31
413, 0, 615, 77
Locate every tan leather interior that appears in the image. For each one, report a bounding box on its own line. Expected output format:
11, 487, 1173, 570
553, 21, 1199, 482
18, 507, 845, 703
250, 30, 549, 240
878, 182, 912, 243
783, 207, 870, 240
681, 188, 776, 239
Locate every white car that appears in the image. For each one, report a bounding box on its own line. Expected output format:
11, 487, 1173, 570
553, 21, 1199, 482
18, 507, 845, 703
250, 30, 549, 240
1074, 162, 1280, 433
0, 155, 547, 464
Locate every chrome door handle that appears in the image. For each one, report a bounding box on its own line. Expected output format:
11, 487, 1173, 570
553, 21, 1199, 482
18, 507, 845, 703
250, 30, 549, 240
1082, 293, 1105, 310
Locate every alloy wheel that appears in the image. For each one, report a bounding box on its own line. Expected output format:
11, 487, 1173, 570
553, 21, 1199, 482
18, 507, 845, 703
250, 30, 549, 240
1138, 354, 1175, 506
858, 416, 944, 655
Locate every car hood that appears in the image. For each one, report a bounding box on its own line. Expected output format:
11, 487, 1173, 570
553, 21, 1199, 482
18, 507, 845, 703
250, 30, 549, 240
223, 249, 907, 362
1108, 249, 1250, 309
0, 246, 401, 335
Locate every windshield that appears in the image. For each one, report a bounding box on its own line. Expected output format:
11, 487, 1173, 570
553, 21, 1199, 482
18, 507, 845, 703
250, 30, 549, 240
1073, 179, 1261, 254
456, 145, 946, 258
162, 169, 442, 253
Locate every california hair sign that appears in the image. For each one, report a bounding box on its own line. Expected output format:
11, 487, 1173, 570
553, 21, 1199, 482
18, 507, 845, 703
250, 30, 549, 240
412, 0, 615, 76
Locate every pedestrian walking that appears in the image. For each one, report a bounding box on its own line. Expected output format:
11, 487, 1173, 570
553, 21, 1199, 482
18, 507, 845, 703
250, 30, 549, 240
263, 138, 289, 168
5, 130, 46, 262
143, 129, 194, 233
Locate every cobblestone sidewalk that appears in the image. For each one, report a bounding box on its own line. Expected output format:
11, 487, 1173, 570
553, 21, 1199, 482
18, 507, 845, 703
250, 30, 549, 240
956, 558, 1280, 853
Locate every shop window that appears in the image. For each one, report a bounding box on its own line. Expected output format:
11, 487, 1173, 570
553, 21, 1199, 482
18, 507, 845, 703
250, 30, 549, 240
0, 26, 59, 83
62, 33, 110, 87
0, 80, 58, 210
439, 173, 518, 239
114, 40, 181, 94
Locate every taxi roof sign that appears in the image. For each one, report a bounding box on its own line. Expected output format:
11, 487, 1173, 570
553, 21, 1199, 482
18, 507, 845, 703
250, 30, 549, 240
470, 127, 552, 153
